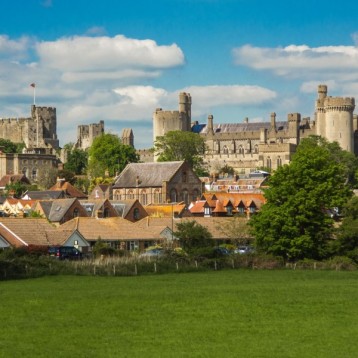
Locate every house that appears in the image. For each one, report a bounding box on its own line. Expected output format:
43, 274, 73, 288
188, 192, 265, 217
1, 198, 36, 217
113, 161, 203, 206
110, 199, 148, 222
0, 218, 90, 252
49, 179, 87, 199
32, 198, 88, 225
88, 184, 113, 200
59, 217, 170, 251
79, 199, 118, 218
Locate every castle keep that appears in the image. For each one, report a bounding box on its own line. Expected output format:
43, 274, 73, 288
0, 105, 59, 150
152, 85, 357, 173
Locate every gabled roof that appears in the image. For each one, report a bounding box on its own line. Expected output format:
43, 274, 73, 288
110, 199, 139, 218
0, 218, 58, 246
49, 181, 87, 199
113, 161, 185, 188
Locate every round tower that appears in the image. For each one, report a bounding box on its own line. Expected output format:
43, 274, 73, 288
179, 92, 191, 131
315, 85, 327, 137
324, 96, 355, 152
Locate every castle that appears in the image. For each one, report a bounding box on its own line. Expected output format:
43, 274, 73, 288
151, 85, 357, 173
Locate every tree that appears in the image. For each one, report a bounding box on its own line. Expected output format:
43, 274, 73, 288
88, 133, 139, 177
216, 217, 251, 246
154, 131, 208, 175
332, 196, 358, 262
250, 136, 353, 261
0, 139, 24, 153
64, 145, 88, 175
174, 220, 213, 251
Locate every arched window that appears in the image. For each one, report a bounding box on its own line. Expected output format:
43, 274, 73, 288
223, 145, 229, 154
170, 189, 177, 203
140, 190, 147, 205
266, 157, 272, 170
192, 189, 199, 202
133, 208, 140, 221
277, 156, 282, 167
22, 167, 27, 176
238, 146, 244, 155
181, 189, 189, 205
254, 145, 259, 154
32, 168, 37, 180
127, 190, 135, 199
154, 190, 162, 203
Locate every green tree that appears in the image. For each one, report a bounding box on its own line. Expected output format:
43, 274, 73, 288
5, 181, 29, 198
154, 131, 208, 175
174, 220, 213, 251
88, 133, 139, 177
250, 136, 353, 261
0, 139, 24, 153
216, 217, 251, 246
332, 196, 358, 262
64, 145, 88, 175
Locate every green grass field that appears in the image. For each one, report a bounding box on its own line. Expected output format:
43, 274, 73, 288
1, 270, 358, 357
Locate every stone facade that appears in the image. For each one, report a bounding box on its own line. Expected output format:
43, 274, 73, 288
0, 105, 59, 150
74, 121, 104, 150
148, 85, 357, 174
0, 151, 59, 181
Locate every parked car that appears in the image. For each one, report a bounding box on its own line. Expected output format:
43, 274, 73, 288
213, 247, 231, 256
234, 245, 254, 254
48, 246, 82, 260
139, 248, 165, 258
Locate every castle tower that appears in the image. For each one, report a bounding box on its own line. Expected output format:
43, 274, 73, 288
315, 85, 327, 137
121, 128, 134, 147
153, 92, 192, 144
315, 85, 355, 152
207, 114, 214, 136
324, 96, 355, 152
287, 113, 301, 145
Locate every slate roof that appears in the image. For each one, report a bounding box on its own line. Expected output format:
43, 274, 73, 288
197, 121, 288, 135
23, 190, 65, 200
113, 161, 185, 188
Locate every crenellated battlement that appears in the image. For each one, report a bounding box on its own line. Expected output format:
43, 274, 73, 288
324, 96, 355, 111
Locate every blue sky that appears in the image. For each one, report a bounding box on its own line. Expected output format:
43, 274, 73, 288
1, 0, 358, 148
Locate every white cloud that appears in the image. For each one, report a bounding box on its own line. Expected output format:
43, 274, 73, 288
179, 85, 277, 109
36, 35, 184, 71
232, 44, 358, 78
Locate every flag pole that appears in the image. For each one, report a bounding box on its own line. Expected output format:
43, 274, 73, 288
30, 83, 36, 105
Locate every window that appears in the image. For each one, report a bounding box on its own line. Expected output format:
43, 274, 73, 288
32, 168, 37, 180
182, 189, 189, 205
133, 208, 140, 220
238, 146, 244, 155
154, 190, 162, 204
127, 190, 135, 199
223, 145, 228, 154
73, 208, 79, 218
192, 189, 199, 201
266, 157, 272, 170
170, 189, 177, 202
226, 206, 233, 216
277, 156, 282, 167
126, 241, 138, 251
103, 207, 110, 218
204, 206, 211, 216
140, 190, 147, 205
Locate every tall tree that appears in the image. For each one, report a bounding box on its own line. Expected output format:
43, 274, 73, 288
154, 131, 208, 175
250, 136, 354, 261
64, 144, 88, 175
88, 133, 139, 177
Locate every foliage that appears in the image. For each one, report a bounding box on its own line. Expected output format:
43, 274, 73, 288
250, 136, 353, 261
154, 130, 208, 175
74, 176, 91, 194
215, 217, 251, 246
0, 138, 24, 153
57, 169, 76, 185
332, 196, 358, 262
219, 164, 236, 176
64, 145, 88, 175
35, 167, 58, 189
88, 133, 139, 177
4, 181, 29, 198
88, 176, 114, 194
174, 220, 213, 251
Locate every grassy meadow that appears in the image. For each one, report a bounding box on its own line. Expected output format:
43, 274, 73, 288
1, 270, 358, 357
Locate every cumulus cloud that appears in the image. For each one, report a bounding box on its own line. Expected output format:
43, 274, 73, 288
36, 35, 184, 71
232, 44, 358, 78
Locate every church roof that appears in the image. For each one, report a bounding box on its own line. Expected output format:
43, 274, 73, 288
113, 161, 185, 188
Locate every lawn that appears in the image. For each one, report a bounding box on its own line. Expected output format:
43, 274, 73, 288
0, 270, 358, 357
